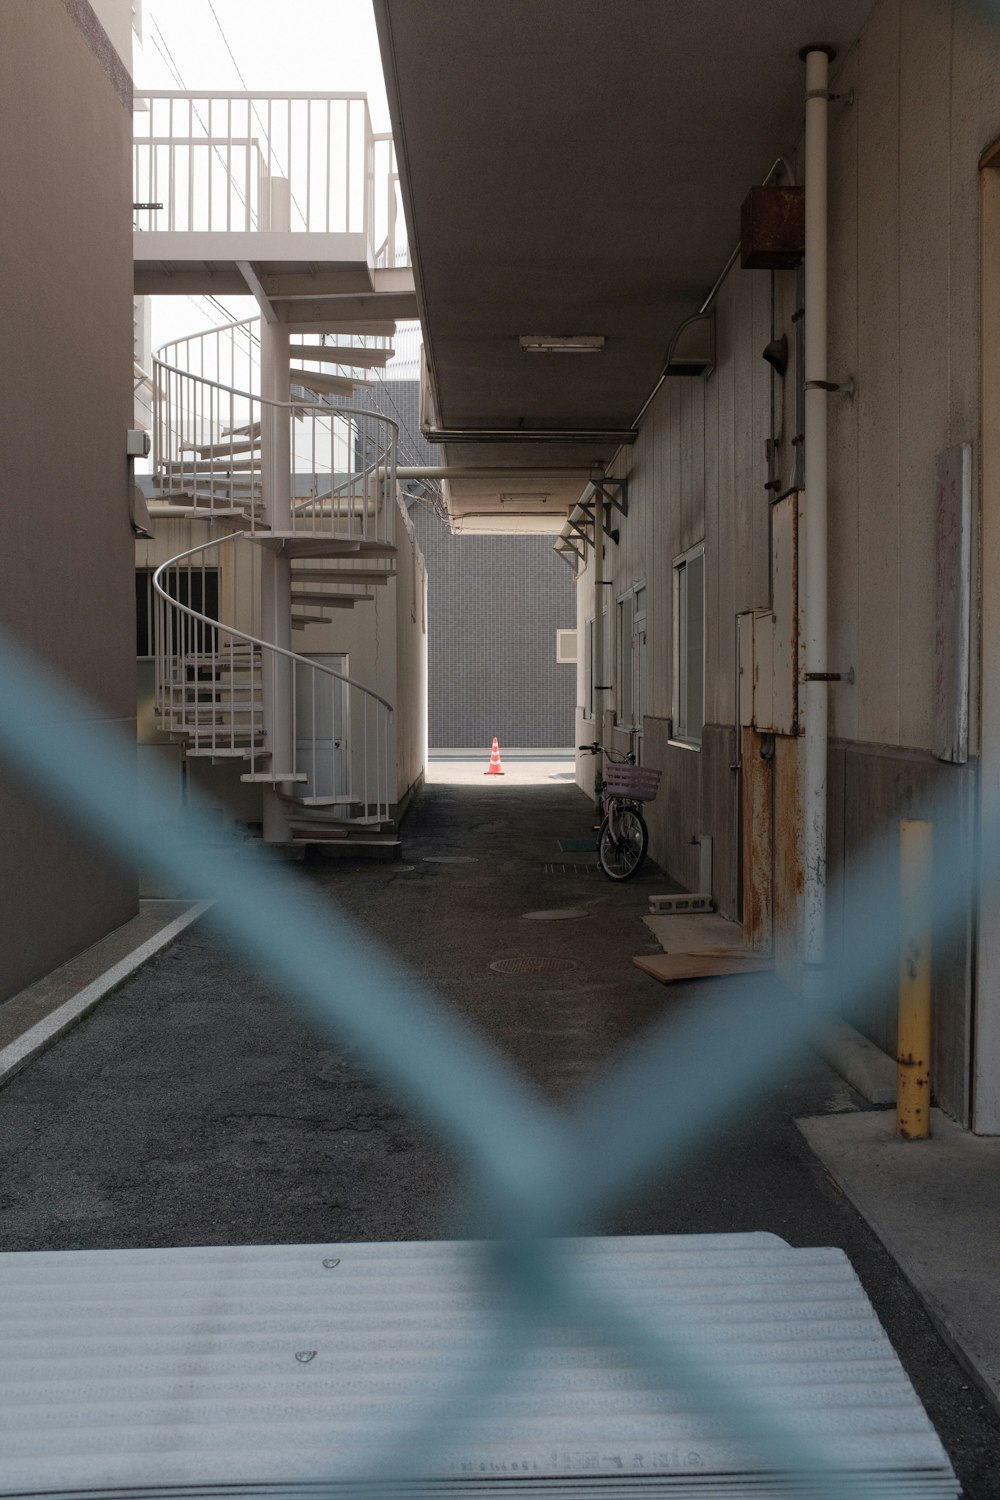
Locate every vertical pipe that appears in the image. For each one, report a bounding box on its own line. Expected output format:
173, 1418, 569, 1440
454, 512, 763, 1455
897, 820, 933, 1138
801, 45, 834, 970
592, 517, 605, 794
260, 315, 293, 841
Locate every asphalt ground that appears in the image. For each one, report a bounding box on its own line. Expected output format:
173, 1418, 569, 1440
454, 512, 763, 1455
1, 773, 998, 1494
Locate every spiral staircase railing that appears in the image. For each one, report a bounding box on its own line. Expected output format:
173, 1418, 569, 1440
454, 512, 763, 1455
150, 314, 400, 833
154, 535, 393, 824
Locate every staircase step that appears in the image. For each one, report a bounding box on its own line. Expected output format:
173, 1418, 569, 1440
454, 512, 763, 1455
182, 437, 261, 458
289, 368, 373, 397
240, 771, 308, 784
285, 319, 396, 338
290, 567, 395, 584
222, 420, 262, 439
172, 457, 259, 475
181, 745, 270, 760
291, 344, 394, 369
255, 537, 397, 560
174, 731, 266, 745
290, 590, 374, 607
289, 827, 349, 841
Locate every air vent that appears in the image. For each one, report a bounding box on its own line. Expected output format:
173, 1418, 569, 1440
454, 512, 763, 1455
556, 629, 578, 664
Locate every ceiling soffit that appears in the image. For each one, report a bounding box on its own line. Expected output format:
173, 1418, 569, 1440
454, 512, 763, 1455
375, 0, 874, 517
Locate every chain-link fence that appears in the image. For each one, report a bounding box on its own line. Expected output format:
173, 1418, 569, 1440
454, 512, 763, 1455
0, 629, 974, 1495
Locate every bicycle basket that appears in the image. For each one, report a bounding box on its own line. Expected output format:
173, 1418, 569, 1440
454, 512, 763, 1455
603, 762, 662, 802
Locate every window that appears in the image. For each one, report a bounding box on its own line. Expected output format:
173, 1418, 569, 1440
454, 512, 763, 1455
136, 568, 219, 659
672, 546, 704, 745
616, 584, 647, 731
585, 605, 611, 724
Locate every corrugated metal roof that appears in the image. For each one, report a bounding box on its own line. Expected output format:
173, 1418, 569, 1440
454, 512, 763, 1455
0, 1235, 958, 1497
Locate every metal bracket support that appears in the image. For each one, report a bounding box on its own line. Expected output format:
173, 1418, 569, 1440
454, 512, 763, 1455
591, 477, 629, 516
804, 668, 856, 684
567, 516, 594, 548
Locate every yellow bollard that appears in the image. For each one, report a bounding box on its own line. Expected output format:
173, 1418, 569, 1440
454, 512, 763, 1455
897, 820, 933, 1139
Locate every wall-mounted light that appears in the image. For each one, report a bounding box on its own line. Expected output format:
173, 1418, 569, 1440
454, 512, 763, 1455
762, 335, 789, 377
518, 336, 605, 354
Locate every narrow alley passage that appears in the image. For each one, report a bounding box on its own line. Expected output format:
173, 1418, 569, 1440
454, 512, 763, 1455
0, 775, 998, 1491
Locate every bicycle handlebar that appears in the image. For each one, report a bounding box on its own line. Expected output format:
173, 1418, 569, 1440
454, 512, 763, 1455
577, 742, 635, 764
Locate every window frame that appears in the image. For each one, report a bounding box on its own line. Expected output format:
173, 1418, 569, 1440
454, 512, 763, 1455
615, 582, 647, 733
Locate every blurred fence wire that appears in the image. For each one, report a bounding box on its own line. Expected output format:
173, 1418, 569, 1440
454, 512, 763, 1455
0, 626, 974, 1496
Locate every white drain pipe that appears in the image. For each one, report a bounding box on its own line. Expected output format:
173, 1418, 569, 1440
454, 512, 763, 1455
802, 45, 834, 969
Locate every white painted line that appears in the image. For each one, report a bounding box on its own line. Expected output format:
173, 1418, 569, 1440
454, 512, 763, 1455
0, 902, 212, 1087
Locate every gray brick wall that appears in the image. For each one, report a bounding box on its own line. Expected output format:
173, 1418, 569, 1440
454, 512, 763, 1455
347, 379, 576, 748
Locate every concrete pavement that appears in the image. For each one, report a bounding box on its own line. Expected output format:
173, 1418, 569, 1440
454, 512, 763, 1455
0, 770, 998, 1493
798, 1108, 1000, 1420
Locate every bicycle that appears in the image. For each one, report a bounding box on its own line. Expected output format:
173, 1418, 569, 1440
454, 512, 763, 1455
578, 742, 661, 881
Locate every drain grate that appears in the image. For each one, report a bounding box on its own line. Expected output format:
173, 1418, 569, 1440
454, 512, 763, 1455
543, 862, 601, 876
490, 956, 579, 975
423, 856, 478, 864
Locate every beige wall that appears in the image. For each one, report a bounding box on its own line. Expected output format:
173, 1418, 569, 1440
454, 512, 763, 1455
826, 0, 1000, 752
571, 0, 1000, 1119
0, 0, 138, 999
393, 506, 428, 811
577, 0, 1000, 802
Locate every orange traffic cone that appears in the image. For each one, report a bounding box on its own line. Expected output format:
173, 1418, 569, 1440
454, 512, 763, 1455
484, 736, 505, 776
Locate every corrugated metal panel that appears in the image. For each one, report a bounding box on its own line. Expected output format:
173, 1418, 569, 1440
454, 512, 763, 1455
0, 1235, 957, 1498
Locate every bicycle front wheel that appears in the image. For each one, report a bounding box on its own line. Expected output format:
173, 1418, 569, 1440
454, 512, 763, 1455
598, 805, 648, 881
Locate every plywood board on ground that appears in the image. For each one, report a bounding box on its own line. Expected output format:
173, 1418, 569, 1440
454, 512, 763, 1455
633, 951, 775, 985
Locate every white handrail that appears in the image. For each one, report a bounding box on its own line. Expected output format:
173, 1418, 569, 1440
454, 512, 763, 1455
152, 356, 398, 546
153, 534, 393, 822
152, 536, 393, 709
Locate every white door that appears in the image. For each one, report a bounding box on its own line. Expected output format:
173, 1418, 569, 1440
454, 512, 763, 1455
293, 654, 351, 803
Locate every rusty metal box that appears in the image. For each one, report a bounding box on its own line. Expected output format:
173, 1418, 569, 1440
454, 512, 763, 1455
740, 185, 805, 269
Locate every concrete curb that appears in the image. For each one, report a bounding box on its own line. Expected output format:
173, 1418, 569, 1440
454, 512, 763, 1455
0, 902, 211, 1088
817, 1019, 897, 1105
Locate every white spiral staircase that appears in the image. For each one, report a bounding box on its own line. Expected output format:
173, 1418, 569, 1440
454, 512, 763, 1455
133, 91, 416, 845
150, 316, 401, 842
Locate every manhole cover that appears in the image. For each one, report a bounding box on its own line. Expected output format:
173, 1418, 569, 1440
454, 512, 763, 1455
490, 956, 579, 975
521, 907, 590, 922
557, 838, 597, 853
423, 856, 478, 864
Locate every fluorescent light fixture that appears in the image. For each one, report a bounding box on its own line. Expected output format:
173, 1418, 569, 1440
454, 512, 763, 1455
519, 335, 605, 354
499, 493, 551, 507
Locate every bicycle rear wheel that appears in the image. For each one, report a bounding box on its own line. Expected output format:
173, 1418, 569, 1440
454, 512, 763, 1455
598, 805, 648, 880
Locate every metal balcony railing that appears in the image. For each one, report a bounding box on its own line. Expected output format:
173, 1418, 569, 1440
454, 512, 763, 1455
133, 92, 408, 265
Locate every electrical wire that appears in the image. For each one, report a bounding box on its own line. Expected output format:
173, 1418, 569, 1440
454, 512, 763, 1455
201, 0, 308, 229
146, 17, 252, 221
